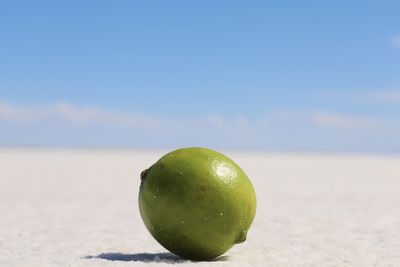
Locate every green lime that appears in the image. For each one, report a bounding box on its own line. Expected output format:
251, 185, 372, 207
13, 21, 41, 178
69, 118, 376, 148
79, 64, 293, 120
138, 147, 257, 261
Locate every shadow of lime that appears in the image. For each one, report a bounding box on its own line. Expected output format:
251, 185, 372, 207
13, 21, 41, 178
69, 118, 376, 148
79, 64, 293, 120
84, 252, 229, 263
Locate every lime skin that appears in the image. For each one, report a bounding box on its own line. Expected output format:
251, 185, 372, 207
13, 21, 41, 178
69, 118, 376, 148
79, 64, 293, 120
138, 147, 257, 261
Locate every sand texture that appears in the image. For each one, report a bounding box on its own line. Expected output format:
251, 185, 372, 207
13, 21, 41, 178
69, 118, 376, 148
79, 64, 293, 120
0, 150, 399, 266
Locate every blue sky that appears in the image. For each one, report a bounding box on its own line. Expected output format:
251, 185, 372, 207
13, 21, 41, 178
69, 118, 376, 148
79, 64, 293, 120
1, 1, 400, 152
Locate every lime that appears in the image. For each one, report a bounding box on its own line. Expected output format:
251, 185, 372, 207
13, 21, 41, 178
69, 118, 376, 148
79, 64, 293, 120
138, 147, 257, 261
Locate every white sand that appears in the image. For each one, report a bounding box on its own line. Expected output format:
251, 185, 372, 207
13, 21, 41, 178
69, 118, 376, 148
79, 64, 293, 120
0, 150, 399, 267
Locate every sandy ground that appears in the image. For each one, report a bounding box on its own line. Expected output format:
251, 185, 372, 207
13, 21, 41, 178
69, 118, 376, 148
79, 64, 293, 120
0, 149, 399, 267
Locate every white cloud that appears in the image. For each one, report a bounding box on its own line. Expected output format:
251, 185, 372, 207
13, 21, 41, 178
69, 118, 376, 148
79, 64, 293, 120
362, 90, 400, 103
0, 101, 399, 152
392, 35, 400, 47
315, 89, 400, 104
0, 101, 391, 131
202, 114, 224, 129
311, 112, 380, 129
264, 110, 384, 130
0, 101, 159, 128
0, 102, 43, 123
